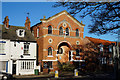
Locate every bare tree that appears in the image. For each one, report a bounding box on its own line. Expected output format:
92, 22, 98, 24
53, 2, 120, 35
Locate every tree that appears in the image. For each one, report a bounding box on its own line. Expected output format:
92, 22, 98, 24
53, 1, 120, 35
82, 43, 100, 72
71, 43, 100, 72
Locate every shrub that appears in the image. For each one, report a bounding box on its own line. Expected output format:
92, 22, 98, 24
58, 62, 75, 72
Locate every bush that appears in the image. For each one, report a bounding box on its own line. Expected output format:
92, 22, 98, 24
58, 62, 75, 72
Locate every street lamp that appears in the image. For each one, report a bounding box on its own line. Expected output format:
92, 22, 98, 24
112, 42, 119, 80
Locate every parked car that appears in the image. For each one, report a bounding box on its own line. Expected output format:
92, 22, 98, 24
0, 72, 13, 80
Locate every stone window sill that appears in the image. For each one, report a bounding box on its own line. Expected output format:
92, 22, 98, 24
48, 56, 53, 57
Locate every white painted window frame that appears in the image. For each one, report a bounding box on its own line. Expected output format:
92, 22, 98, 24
0, 43, 5, 54
37, 28, 39, 37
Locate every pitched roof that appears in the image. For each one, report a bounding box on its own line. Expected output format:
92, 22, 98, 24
1, 25, 36, 42
42, 10, 84, 26
32, 10, 85, 28
85, 36, 116, 45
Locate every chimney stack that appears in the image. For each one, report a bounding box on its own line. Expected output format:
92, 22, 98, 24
25, 17, 31, 30
3, 16, 9, 28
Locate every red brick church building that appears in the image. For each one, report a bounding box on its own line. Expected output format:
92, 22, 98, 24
31, 10, 85, 72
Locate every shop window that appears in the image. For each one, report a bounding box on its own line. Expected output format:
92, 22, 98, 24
32, 62, 34, 69
27, 62, 29, 69
30, 62, 32, 69
48, 25, 52, 34
1, 61, 7, 71
25, 62, 26, 69
21, 61, 34, 70
76, 29, 79, 37
21, 62, 23, 70
23, 62, 24, 69
48, 47, 52, 56
59, 27, 63, 35
29, 62, 30, 69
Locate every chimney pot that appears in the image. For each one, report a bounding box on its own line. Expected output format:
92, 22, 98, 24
25, 17, 31, 30
3, 16, 9, 28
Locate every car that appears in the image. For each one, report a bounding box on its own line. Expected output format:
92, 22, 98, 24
0, 72, 13, 80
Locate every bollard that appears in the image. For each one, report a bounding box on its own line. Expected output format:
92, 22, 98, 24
55, 70, 58, 78
74, 69, 78, 76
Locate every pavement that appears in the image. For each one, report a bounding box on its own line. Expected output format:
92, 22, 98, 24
13, 72, 115, 80
13, 72, 74, 78
13, 72, 89, 80
13, 73, 54, 78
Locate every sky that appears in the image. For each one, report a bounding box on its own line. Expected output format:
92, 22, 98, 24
1, 1, 118, 41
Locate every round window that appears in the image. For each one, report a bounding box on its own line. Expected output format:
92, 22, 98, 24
76, 41, 80, 45
48, 38, 53, 43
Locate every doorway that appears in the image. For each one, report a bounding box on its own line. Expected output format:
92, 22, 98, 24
12, 60, 16, 75
69, 51, 71, 61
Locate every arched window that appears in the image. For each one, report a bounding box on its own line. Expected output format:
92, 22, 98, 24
48, 47, 52, 56
48, 25, 52, 34
37, 28, 39, 37
66, 28, 69, 36
99, 43, 103, 52
76, 29, 79, 37
76, 49, 80, 56
59, 27, 63, 35
109, 45, 112, 52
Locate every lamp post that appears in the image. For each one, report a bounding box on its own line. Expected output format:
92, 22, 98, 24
115, 28, 120, 80
113, 42, 119, 80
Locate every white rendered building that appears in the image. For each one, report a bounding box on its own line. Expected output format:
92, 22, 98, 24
0, 16, 37, 75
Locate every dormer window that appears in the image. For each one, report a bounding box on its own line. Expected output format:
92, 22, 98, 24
16, 29, 25, 37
